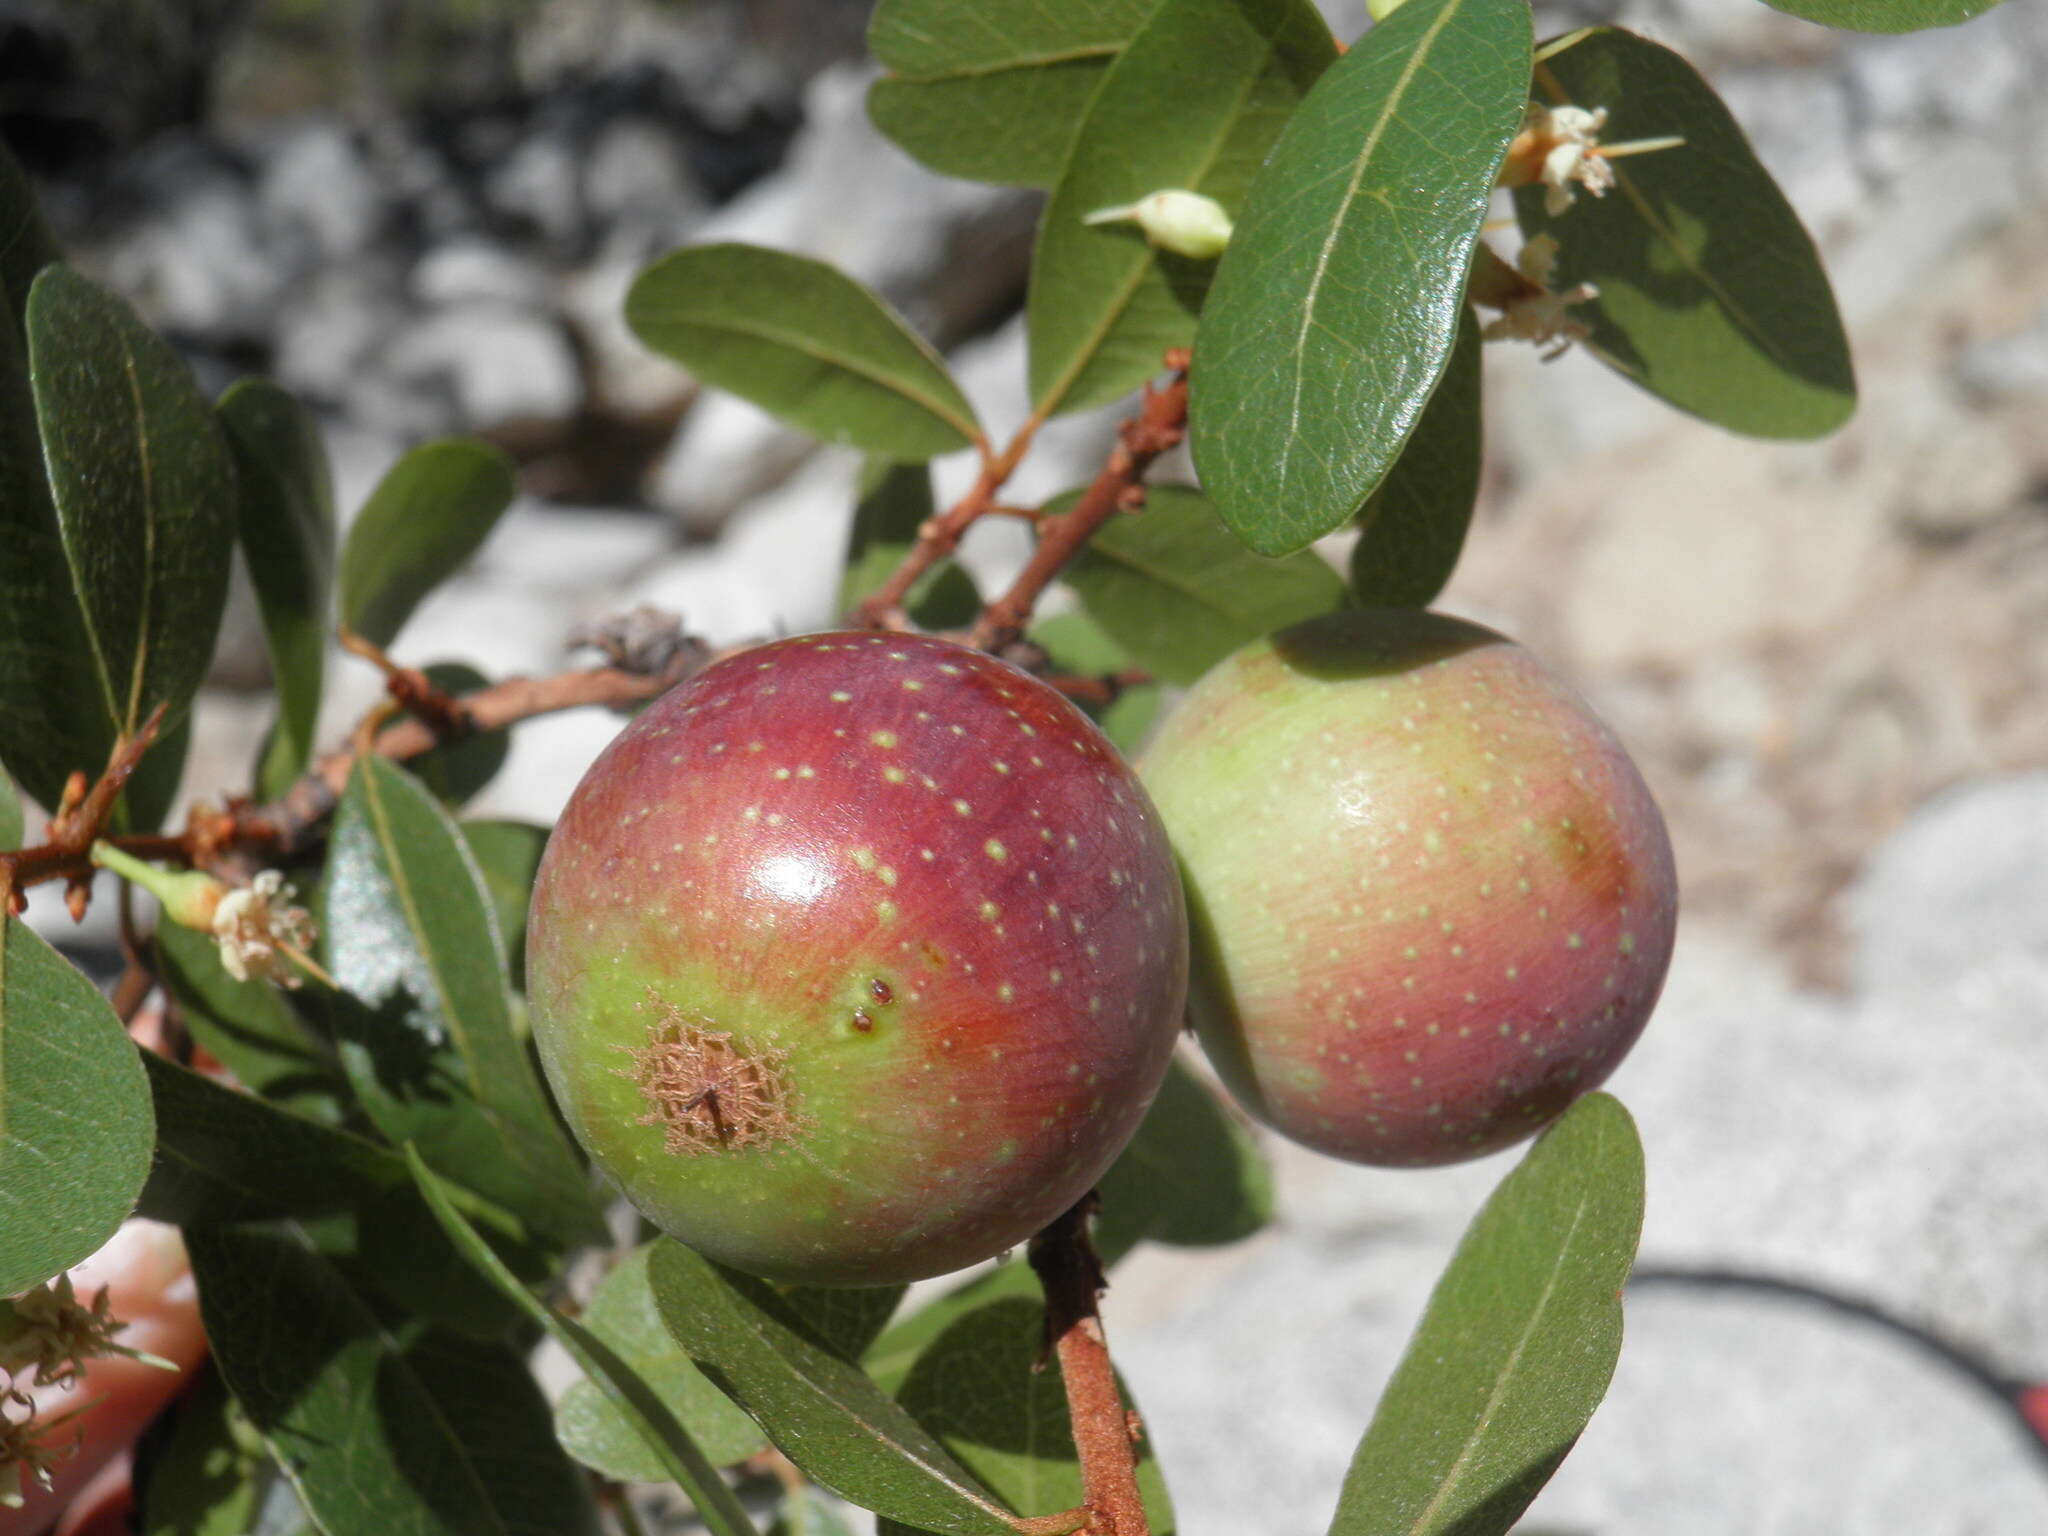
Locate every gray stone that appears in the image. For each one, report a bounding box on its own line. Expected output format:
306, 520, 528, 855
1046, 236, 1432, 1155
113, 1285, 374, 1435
487, 132, 585, 247
382, 301, 584, 429
258, 120, 386, 265
412, 241, 553, 309
581, 117, 704, 238
100, 154, 282, 342
272, 265, 408, 406
647, 391, 820, 535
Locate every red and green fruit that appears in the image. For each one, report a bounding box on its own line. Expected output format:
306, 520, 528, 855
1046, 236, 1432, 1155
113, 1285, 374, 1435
1140, 610, 1676, 1168
526, 632, 1188, 1285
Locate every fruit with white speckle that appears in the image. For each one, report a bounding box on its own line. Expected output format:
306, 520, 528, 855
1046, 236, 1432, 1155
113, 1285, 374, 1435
526, 632, 1188, 1284
1139, 610, 1676, 1167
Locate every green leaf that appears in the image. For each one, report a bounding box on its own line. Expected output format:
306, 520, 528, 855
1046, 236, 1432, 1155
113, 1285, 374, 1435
155, 920, 347, 1118
219, 379, 335, 798
555, 1245, 773, 1482
626, 245, 980, 461
838, 460, 981, 628
406, 662, 510, 807
186, 1222, 601, 1536
408, 1154, 762, 1536
650, 1240, 1015, 1536
0, 140, 59, 330
0, 253, 103, 812
0, 917, 154, 1292
879, 1296, 1173, 1536
1327, 1093, 1644, 1536
459, 820, 549, 987
140, 1365, 309, 1536
1095, 1055, 1272, 1253
320, 755, 603, 1248
1189, 0, 1532, 556
1349, 304, 1482, 607
0, 763, 20, 850
554, 1244, 902, 1482
1061, 484, 1347, 684
337, 438, 515, 650
135, 1049, 405, 1226
1758, 0, 2005, 31
1515, 28, 1855, 438
1027, 612, 1162, 757
769, 1488, 859, 1536
26, 265, 237, 736
862, 1263, 1043, 1401
866, 0, 1161, 188
1027, 0, 1335, 416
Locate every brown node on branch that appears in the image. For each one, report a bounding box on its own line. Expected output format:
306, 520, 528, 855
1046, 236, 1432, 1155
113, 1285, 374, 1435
568, 605, 713, 679
621, 1000, 801, 1155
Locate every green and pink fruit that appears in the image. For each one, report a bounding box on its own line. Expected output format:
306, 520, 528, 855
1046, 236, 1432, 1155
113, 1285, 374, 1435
1139, 610, 1676, 1168
526, 632, 1187, 1285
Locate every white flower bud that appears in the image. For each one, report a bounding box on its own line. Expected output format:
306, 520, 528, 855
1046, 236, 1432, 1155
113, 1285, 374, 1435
1083, 190, 1235, 260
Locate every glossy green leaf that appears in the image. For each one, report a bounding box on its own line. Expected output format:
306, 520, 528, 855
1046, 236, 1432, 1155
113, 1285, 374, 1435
407, 662, 510, 807
337, 438, 515, 650
0, 140, 59, 330
155, 920, 346, 1118
1515, 28, 1854, 438
1027, 611, 1163, 757
187, 1222, 601, 1536
837, 460, 981, 628
1759, 0, 2005, 31
1328, 1093, 1644, 1536
135, 1050, 404, 1226
408, 1153, 762, 1536
1028, 0, 1335, 416
1062, 484, 1347, 684
555, 1244, 772, 1481
650, 1240, 1015, 1535
0, 917, 154, 1293
459, 819, 549, 986
141, 1365, 309, 1536
0, 250, 102, 812
321, 755, 603, 1248
627, 245, 979, 460
879, 1296, 1173, 1536
219, 379, 335, 798
1095, 1055, 1272, 1253
1349, 304, 1482, 607
1189, 0, 1532, 556
347, 1182, 536, 1342
0, 763, 20, 850
866, 0, 1161, 188
558, 1241, 904, 1483
27, 265, 237, 736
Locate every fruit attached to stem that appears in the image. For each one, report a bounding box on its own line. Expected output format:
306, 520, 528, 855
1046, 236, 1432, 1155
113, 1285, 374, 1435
1140, 610, 1676, 1168
527, 632, 1188, 1284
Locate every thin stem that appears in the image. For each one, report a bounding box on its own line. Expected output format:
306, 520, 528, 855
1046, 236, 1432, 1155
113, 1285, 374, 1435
1028, 1196, 1150, 1536
970, 353, 1190, 654
853, 417, 1045, 629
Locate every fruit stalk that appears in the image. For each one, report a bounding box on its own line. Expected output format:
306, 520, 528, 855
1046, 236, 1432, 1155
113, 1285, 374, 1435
1028, 1198, 1150, 1536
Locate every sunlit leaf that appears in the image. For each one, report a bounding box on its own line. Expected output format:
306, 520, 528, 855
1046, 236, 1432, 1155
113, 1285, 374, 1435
0, 763, 20, 850
866, 0, 1161, 187
320, 756, 603, 1248
0, 918, 154, 1293
627, 245, 979, 460
460, 819, 549, 987
1758, 0, 2006, 31
1514, 27, 1854, 438
650, 1240, 1014, 1535
140, 1365, 309, 1536
1327, 1094, 1644, 1536
1061, 484, 1347, 684
1189, 0, 1532, 556
1349, 305, 1482, 607
1028, 0, 1335, 416
337, 438, 515, 650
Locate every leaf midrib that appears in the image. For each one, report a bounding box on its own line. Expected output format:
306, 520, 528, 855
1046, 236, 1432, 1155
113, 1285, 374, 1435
886, 41, 1122, 83
652, 311, 979, 446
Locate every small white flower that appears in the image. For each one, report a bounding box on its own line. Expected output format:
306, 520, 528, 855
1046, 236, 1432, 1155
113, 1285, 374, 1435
1083, 190, 1234, 259
1477, 235, 1599, 359
212, 870, 319, 987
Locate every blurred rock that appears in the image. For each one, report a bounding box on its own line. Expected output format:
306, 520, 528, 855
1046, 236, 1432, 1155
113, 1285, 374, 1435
258, 119, 384, 266
382, 301, 583, 431
412, 240, 551, 309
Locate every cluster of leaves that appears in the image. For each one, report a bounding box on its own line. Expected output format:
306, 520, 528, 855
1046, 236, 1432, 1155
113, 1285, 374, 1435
0, 0, 1999, 1531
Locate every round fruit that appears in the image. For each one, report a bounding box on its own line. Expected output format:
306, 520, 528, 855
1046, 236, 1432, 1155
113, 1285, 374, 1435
526, 631, 1187, 1285
1139, 609, 1676, 1168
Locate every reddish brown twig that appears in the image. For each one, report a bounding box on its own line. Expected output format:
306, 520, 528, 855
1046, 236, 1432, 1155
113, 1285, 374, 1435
2, 705, 169, 916
339, 627, 474, 744
1044, 670, 1153, 710
970, 353, 1190, 654
1029, 1196, 1150, 1536
852, 421, 1043, 630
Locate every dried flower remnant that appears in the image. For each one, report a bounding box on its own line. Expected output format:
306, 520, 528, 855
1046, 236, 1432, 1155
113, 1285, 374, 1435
623, 1008, 803, 1155
88, 843, 326, 988
1473, 236, 1599, 359
0, 1277, 169, 1394
1500, 101, 1685, 216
